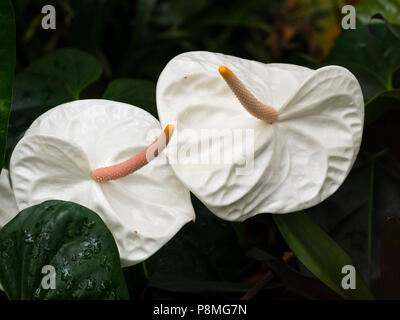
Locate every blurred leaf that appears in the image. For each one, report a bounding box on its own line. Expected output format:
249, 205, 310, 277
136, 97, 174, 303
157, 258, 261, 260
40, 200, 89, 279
8, 48, 102, 158
200, 15, 270, 31
103, 78, 157, 117
326, 24, 400, 101
368, 14, 400, 40
0, 0, 16, 170
274, 212, 374, 300
14, 48, 102, 107
356, 0, 400, 26
0, 200, 129, 300
247, 248, 342, 300
295, 0, 341, 58
387, 23, 400, 40
381, 217, 400, 299
136, 0, 158, 24
365, 89, 400, 125
157, 0, 209, 26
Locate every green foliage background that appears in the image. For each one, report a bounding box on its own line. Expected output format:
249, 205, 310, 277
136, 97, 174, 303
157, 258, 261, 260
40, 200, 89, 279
1, 0, 400, 300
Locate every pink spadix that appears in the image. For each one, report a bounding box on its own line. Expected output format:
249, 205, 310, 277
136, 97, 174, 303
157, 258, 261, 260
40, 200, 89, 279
219, 66, 278, 123
91, 124, 174, 182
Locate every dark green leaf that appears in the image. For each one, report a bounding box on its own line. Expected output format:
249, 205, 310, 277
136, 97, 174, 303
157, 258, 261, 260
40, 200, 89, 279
0, 0, 16, 170
8, 49, 102, 158
103, 78, 157, 118
0, 200, 129, 300
365, 89, 400, 125
381, 217, 400, 299
326, 24, 400, 100
13, 48, 102, 109
13, 71, 72, 111
274, 212, 374, 299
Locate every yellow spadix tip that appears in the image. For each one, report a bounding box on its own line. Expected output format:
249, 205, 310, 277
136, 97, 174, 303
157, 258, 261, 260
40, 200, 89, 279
219, 65, 232, 79
164, 124, 175, 142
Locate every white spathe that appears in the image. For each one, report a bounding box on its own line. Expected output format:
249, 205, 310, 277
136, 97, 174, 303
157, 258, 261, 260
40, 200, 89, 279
10, 99, 195, 267
0, 169, 18, 228
157, 51, 364, 221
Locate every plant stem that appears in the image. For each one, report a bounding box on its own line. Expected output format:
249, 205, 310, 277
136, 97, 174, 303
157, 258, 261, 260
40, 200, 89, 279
241, 252, 293, 300
241, 270, 274, 300
142, 261, 149, 280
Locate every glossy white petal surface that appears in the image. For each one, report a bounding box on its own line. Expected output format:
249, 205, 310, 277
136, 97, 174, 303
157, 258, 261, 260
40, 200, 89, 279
10, 99, 195, 266
157, 51, 364, 221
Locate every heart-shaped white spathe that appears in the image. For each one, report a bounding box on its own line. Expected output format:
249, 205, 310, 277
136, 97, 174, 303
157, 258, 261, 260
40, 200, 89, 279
156, 51, 364, 221
0, 169, 18, 228
9, 99, 195, 266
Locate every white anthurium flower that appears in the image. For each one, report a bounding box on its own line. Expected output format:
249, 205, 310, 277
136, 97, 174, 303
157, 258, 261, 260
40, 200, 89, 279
9, 99, 195, 267
156, 51, 364, 221
0, 169, 18, 228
